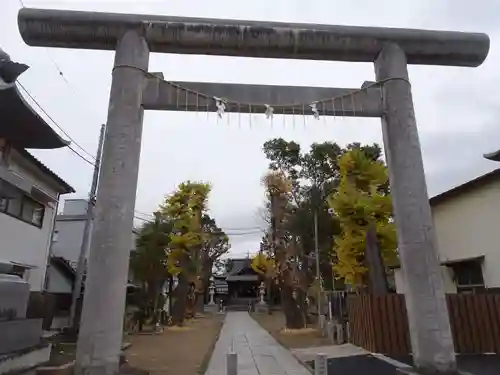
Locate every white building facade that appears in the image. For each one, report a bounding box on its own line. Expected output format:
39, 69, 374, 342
48, 198, 139, 294
394, 169, 500, 294
0, 144, 74, 293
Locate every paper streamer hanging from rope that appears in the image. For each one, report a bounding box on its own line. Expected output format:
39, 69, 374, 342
214, 97, 226, 118
310, 102, 320, 120
139, 73, 404, 128
264, 104, 274, 120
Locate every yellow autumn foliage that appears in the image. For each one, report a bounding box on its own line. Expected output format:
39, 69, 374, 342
251, 252, 276, 280
328, 149, 397, 287
160, 181, 211, 276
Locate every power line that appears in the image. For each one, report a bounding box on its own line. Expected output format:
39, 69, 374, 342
221, 226, 266, 231
14, 20, 262, 233
17, 82, 97, 164
133, 215, 263, 235
134, 210, 154, 218
12, 26, 156, 222
17, 84, 157, 219
226, 231, 264, 236
133, 210, 265, 231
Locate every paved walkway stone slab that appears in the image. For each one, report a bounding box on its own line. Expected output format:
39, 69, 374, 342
292, 343, 369, 363
205, 312, 311, 375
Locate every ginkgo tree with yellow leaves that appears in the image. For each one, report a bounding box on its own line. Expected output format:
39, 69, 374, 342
160, 181, 212, 326
328, 149, 398, 289
251, 251, 276, 280
251, 250, 276, 307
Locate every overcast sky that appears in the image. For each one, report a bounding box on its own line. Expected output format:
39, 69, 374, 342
2, 0, 500, 257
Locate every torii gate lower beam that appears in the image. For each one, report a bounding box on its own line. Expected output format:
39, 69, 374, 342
142, 76, 384, 117
17, 8, 490, 375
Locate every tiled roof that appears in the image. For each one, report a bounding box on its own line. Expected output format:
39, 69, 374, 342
17, 148, 75, 194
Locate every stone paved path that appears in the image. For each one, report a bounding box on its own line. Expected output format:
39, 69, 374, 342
205, 312, 311, 375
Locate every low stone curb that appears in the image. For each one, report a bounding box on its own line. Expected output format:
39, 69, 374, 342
197, 315, 226, 374
291, 352, 314, 374
37, 360, 74, 375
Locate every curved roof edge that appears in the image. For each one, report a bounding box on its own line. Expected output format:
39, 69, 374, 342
0, 82, 70, 149
484, 150, 500, 162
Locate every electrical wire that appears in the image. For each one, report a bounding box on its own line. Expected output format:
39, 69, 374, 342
16, 82, 97, 164
133, 215, 264, 235
15, 60, 154, 221
17, 76, 152, 220
134, 209, 154, 218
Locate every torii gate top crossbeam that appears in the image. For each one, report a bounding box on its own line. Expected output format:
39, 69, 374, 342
18, 8, 489, 67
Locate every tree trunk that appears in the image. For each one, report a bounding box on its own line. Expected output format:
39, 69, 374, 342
195, 293, 205, 313
266, 279, 273, 315
280, 282, 306, 329
153, 281, 160, 314
171, 273, 188, 326
195, 259, 213, 312
186, 283, 196, 319
168, 276, 173, 318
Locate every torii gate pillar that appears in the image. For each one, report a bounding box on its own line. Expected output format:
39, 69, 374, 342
74, 30, 149, 375
375, 43, 455, 372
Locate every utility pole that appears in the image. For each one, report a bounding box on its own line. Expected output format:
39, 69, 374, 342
69, 124, 105, 330
313, 209, 322, 328
311, 183, 324, 328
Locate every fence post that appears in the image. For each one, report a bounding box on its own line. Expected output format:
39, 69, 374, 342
314, 354, 328, 375
226, 352, 237, 375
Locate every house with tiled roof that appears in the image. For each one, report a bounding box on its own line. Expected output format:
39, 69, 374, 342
0, 47, 74, 305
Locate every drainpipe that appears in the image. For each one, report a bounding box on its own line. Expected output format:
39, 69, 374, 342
43, 198, 60, 292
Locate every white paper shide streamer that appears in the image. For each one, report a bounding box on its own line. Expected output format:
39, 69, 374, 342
310, 102, 320, 120
214, 97, 226, 118
265, 104, 274, 120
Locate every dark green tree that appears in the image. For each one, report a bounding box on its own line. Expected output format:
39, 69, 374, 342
261, 139, 384, 292
130, 212, 172, 322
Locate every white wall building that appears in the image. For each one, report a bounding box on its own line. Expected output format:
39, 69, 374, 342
48, 198, 139, 295
394, 168, 500, 294
0, 145, 74, 293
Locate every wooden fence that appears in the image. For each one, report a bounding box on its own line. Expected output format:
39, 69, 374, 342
347, 294, 500, 355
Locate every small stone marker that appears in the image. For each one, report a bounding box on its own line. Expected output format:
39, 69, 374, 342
226, 352, 237, 375
208, 282, 215, 305
314, 353, 328, 375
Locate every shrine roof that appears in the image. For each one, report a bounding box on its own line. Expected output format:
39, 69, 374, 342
226, 275, 259, 282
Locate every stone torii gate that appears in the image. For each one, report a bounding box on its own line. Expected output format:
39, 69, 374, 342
18, 8, 489, 375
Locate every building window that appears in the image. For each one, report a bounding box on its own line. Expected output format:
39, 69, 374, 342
450, 259, 485, 294
6, 197, 22, 216
0, 188, 45, 228
22, 198, 45, 226
52, 229, 59, 243
0, 198, 7, 211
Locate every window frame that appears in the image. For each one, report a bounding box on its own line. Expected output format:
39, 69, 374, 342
449, 259, 485, 294
0, 186, 46, 228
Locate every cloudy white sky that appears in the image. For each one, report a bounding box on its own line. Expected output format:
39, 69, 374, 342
2, 0, 500, 257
